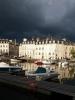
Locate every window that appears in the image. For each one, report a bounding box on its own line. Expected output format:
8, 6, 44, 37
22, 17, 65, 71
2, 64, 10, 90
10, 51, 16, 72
39, 42, 41, 44
39, 47, 41, 50
42, 56, 44, 59
53, 53, 54, 55
3, 45, 5, 47
42, 47, 44, 50
65, 52, 67, 54
39, 52, 40, 55
56, 54, 57, 59
56, 54, 57, 56
49, 52, 51, 55
42, 52, 44, 55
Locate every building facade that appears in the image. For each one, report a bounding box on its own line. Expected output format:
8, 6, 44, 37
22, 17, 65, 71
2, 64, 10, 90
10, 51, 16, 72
19, 38, 75, 60
0, 39, 19, 57
9, 40, 19, 57
0, 39, 9, 56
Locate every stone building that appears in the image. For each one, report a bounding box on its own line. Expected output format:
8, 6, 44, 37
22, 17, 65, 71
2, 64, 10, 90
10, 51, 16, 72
19, 38, 75, 60
0, 39, 19, 57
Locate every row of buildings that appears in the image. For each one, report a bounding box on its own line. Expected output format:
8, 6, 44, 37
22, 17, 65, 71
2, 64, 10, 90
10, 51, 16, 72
19, 38, 75, 60
0, 38, 75, 60
0, 39, 19, 57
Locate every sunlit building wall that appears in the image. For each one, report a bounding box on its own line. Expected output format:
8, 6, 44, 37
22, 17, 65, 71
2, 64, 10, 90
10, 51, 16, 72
0, 39, 19, 57
0, 39, 9, 55
19, 38, 75, 60
19, 39, 35, 59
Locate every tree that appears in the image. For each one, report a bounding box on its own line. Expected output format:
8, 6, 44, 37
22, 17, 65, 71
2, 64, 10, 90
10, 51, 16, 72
70, 48, 75, 58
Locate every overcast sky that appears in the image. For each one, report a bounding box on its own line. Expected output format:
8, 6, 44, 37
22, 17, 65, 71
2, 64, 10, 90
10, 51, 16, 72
0, 0, 75, 39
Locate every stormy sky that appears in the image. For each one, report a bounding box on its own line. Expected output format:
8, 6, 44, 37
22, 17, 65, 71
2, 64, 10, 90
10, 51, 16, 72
0, 0, 75, 40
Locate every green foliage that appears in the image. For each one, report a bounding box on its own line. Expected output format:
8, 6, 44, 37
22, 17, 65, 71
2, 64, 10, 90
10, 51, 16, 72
70, 48, 75, 58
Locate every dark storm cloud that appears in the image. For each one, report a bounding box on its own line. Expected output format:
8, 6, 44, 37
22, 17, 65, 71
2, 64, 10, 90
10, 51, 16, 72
0, 0, 75, 36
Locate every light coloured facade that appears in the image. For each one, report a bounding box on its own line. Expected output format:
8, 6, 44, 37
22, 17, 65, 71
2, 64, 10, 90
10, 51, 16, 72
19, 38, 75, 60
0, 39, 19, 57
19, 39, 35, 59
0, 39, 9, 55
